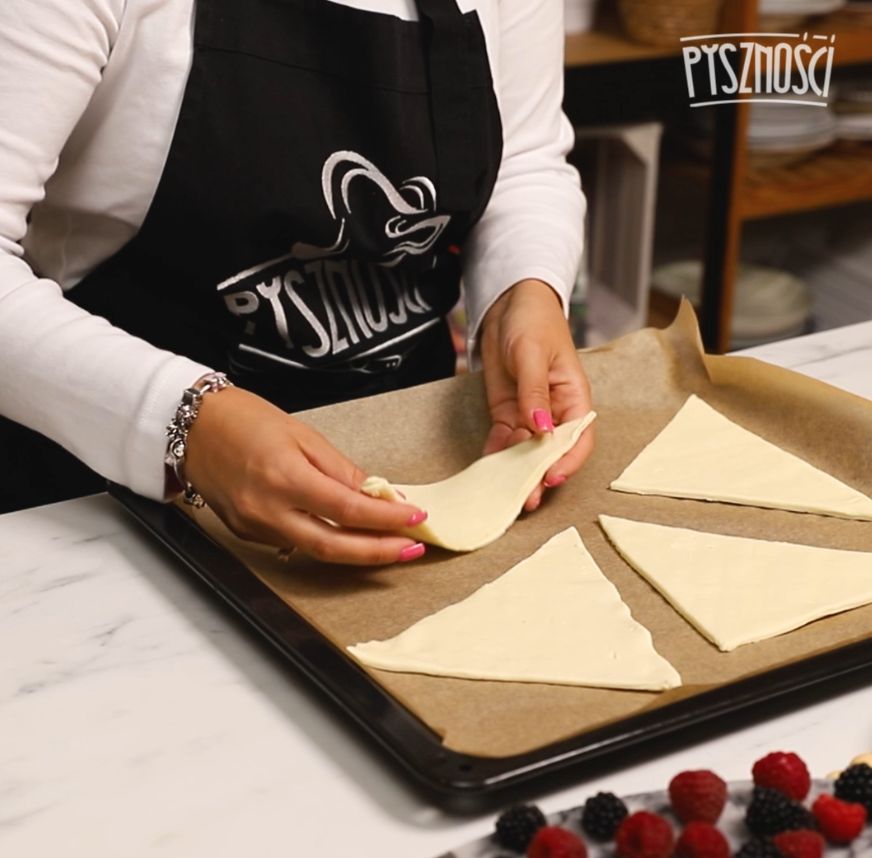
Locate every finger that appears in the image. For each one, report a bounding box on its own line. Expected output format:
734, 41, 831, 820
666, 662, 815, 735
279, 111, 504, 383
542, 353, 595, 484
524, 483, 545, 513
543, 422, 596, 486
506, 425, 533, 447
513, 340, 555, 435
480, 331, 515, 415
483, 422, 532, 457
294, 467, 428, 531
546, 358, 593, 426
294, 426, 428, 524
297, 426, 370, 490
483, 421, 514, 456
524, 422, 594, 512
275, 510, 426, 566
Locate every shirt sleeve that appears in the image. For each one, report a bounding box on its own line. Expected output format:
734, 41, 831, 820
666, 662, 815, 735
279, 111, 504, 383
462, 0, 586, 357
0, 0, 211, 501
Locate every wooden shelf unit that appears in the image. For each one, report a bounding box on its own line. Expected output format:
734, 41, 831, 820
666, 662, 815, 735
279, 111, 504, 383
754, 8, 872, 67
564, 7, 872, 69
741, 145, 872, 219
563, 0, 872, 351
665, 143, 872, 221
565, 22, 680, 67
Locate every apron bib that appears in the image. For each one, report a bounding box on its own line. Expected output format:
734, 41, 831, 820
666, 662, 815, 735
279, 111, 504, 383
0, 0, 502, 511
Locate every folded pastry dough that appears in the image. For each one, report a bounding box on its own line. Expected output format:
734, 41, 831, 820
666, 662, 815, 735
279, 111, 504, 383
361, 412, 596, 551
610, 394, 872, 521
600, 514, 872, 652
348, 526, 681, 691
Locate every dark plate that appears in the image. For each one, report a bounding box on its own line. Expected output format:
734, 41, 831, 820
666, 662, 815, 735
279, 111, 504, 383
109, 484, 872, 813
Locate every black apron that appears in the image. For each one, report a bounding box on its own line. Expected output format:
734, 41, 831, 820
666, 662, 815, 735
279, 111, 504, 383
0, 0, 503, 512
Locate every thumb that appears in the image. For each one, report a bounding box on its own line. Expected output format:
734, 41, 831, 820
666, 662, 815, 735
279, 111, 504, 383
514, 341, 554, 434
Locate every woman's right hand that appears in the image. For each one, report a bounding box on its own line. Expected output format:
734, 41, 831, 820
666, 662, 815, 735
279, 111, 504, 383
183, 386, 427, 566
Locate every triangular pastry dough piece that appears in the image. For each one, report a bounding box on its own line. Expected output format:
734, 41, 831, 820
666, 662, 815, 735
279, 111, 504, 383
599, 514, 872, 652
361, 412, 596, 551
348, 526, 681, 691
610, 394, 872, 521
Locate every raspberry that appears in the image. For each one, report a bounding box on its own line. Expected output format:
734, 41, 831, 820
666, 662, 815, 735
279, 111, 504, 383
669, 770, 728, 824
834, 763, 872, 813
745, 786, 815, 838
735, 839, 781, 857
812, 792, 867, 843
526, 826, 587, 858
771, 829, 824, 858
752, 752, 811, 801
615, 811, 674, 858
580, 791, 628, 841
495, 804, 547, 852
674, 821, 730, 858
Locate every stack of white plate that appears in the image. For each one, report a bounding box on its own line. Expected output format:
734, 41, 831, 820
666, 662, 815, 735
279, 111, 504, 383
688, 103, 837, 166
746, 103, 838, 167
834, 80, 872, 141
758, 0, 845, 29
652, 260, 812, 349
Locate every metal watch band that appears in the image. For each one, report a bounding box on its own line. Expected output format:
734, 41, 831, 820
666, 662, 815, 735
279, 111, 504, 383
165, 372, 233, 507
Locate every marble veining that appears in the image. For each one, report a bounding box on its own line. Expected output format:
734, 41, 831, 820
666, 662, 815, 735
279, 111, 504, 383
738, 321, 872, 400
2, 322, 872, 857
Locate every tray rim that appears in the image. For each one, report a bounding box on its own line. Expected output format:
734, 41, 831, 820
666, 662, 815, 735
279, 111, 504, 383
108, 483, 872, 812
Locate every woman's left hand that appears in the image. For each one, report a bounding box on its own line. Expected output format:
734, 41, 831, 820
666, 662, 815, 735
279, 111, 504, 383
479, 278, 595, 512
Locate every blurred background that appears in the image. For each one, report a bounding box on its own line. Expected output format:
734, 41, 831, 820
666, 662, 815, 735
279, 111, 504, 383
451, 0, 872, 367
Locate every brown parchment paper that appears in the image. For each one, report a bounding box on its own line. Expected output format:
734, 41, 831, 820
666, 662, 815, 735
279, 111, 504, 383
185, 301, 872, 758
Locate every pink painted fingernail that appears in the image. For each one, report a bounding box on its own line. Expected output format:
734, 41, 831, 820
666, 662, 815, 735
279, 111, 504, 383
406, 510, 428, 526
399, 543, 426, 563
544, 474, 566, 488
533, 408, 554, 433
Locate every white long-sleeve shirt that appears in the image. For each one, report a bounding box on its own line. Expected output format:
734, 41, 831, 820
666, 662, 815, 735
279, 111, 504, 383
0, 0, 585, 501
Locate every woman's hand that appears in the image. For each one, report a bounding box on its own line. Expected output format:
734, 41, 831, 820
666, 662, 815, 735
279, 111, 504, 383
183, 387, 427, 566
480, 278, 595, 511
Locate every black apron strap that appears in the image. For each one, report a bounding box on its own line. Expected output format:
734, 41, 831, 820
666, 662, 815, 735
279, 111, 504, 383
415, 0, 477, 213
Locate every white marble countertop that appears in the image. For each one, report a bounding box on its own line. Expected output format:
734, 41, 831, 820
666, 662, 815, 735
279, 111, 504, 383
3, 322, 872, 857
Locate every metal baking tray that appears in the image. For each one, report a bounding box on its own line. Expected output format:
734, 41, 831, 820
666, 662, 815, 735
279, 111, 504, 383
109, 483, 872, 812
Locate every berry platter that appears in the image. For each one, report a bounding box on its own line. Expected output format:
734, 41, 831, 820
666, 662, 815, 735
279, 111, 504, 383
435, 781, 872, 858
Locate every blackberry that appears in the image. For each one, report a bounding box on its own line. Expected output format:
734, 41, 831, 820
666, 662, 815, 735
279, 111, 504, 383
580, 791, 629, 840
835, 763, 872, 813
494, 803, 546, 852
734, 837, 781, 857
744, 786, 814, 837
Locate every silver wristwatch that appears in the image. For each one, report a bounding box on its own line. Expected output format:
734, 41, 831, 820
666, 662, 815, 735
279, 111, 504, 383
165, 372, 233, 507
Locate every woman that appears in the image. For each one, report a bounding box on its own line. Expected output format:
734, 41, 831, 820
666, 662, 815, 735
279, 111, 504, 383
0, 0, 593, 564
